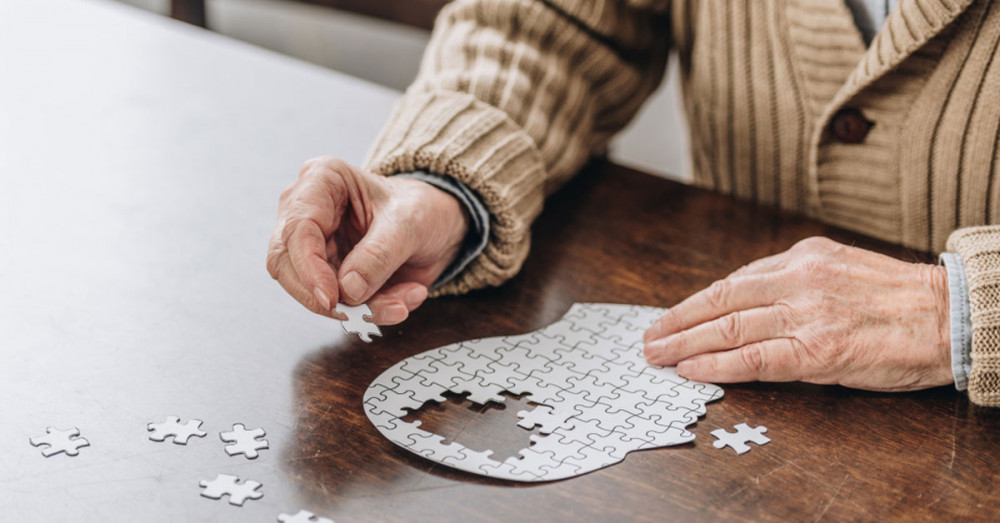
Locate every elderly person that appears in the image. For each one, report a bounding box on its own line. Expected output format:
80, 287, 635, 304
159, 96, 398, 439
267, 0, 1000, 406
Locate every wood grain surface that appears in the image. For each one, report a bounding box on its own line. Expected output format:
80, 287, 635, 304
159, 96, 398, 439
282, 160, 1000, 521
5, 2, 1000, 521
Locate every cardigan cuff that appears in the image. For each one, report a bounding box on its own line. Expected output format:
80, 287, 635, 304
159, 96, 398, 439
940, 252, 972, 391
946, 226, 1000, 406
363, 91, 546, 296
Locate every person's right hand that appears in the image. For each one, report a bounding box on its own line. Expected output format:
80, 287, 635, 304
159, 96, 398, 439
266, 157, 470, 325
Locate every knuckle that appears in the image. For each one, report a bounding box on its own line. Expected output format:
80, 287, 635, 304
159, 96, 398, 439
300, 157, 324, 177
739, 343, 766, 373
265, 246, 284, 280
731, 263, 752, 277
670, 330, 690, 352
660, 310, 683, 333
300, 156, 350, 180
303, 155, 340, 169
715, 312, 743, 347
793, 236, 833, 253
792, 255, 831, 281
280, 217, 301, 242
704, 279, 731, 309
278, 180, 299, 204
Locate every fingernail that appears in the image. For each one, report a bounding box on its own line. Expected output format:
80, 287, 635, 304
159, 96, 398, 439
383, 304, 408, 324
405, 287, 427, 308
677, 359, 698, 376
643, 324, 659, 343
313, 287, 331, 311
341, 271, 367, 302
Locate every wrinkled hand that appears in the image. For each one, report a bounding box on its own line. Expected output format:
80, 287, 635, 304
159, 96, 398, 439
643, 237, 953, 392
267, 157, 469, 325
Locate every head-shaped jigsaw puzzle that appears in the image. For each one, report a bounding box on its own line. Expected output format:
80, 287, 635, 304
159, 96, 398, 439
364, 303, 723, 481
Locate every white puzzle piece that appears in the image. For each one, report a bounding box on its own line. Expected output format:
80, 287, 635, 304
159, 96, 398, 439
364, 303, 724, 482
711, 423, 770, 455
146, 416, 207, 444
335, 303, 381, 343
199, 474, 263, 506
219, 423, 269, 459
29, 427, 90, 457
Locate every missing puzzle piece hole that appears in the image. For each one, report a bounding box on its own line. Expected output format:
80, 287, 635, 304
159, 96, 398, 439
400, 390, 551, 463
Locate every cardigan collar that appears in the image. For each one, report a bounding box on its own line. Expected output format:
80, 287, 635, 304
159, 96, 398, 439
785, 0, 977, 214
783, 0, 976, 122
825, 0, 978, 117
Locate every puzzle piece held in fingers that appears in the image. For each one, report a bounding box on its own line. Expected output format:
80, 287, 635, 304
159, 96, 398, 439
336, 303, 381, 343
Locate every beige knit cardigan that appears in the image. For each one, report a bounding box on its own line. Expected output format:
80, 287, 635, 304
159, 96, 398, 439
363, 0, 1000, 405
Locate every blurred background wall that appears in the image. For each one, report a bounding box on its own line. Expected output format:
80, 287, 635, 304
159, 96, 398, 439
114, 0, 690, 182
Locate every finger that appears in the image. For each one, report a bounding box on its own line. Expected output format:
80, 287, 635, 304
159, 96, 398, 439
278, 165, 355, 309
269, 250, 345, 319
365, 282, 428, 325
644, 271, 790, 343
676, 338, 803, 383
338, 218, 414, 305
729, 250, 789, 278
644, 306, 789, 366
286, 218, 341, 313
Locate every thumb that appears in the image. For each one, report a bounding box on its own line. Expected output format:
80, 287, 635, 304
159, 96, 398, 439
338, 219, 413, 304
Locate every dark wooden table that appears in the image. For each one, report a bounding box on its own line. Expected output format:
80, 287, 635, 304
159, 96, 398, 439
4, 1, 1000, 521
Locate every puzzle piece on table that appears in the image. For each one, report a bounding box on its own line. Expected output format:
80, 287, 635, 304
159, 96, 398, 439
147, 416, 207, 444
711, 423, 770, 455
364, 303, 724, 482
277, 509, 334, 523
335, 303, 381, 343
29, 427, 90, 457
199, 474, 263, 506
219, 423, 269, 459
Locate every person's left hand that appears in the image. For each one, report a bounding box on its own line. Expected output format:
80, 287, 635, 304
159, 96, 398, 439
643, 237, 954, 392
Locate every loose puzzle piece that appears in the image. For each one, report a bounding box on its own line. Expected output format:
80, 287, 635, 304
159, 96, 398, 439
147, 416, 207, 444
363, 303, 724, 482
219, 423, 269, 459
29, 427, 90, 457
199, 474, 263, 506
278, 510, 334, 523
335, 303, 381, 343
711, 423, 770, 455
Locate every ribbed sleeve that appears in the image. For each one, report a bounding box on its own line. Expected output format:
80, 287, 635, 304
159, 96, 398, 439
362, 0, 1000, 298
363, 0, 670, 295
947, 226, 1000, 406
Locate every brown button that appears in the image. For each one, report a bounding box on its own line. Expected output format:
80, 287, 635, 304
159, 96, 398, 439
829, 108, 873, 144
